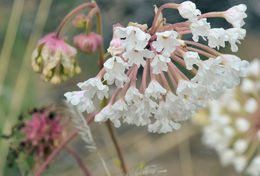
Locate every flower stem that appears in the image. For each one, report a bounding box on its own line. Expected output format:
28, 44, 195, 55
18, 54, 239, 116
56, 2, 96, 38
105, 120, 128, 175
183, 40, 221, 56
35, 115, 95, 176
95, 7, 105, 69
65, 146, 92, 176
150, 3, 179, 34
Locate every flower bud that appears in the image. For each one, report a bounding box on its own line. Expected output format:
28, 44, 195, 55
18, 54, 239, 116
32, 33, 80, 84
73, 32, 102, 54
72, 14, 87, 28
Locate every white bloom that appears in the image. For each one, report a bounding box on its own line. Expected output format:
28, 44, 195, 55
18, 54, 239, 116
246, 156, 260, 176
123, 48, 154, 67
151, 54, 170, 74
177, 80, 207, 108
247, 59, 260, 76
104, 56, 129, 87
148, 102, 181, 133
233, 156, 247, 173
235, 118, 250, 132
125, 86, 143, 104
234, 139, 248, 154
219, 149, 235, 166
95, 106, 113, 122
222, 54, 249, 88
190, 18, 210, 42
241, 79, 255, 93
64, 91, 95, 113
178, 1, 201, 21
145, 80, 167, 99
115, 26, 150, 50
107, 35, 124, 56
207, 28, 228, 49
183, 51, 200, 70
244, 98, 258, 113
152, 30, 180, 57
111, 99, 129, 127
166, 92, 196, 121
226, 28, 246, 52
224, 4, 247, 28
192, 57, 225, 99
77, 77, 109, 100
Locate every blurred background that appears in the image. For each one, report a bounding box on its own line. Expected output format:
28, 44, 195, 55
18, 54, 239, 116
0, 0, 260, 175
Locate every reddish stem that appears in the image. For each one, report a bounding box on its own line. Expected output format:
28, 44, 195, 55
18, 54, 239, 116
183, 40, 221, 56
65, 146, 91, 176
150, 3, 179, 34
105, 120, 128, 175
56, 2, 96, 38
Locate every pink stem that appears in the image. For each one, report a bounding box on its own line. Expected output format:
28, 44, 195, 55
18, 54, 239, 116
56, 2, 96, 38
140, 59, 149, 93
186, 46, 215, 58
160, 72, 170, 90
97, 67, 106, 78
65, 146, 91, 176
179, 30, 191, 35
35, 114, 95, 176
150, 3, 179, 34
168, 62, 189, 81
167, 70, 178, 91
183, 40, 221, 56
198, 12, 223, 19
171, 54, 197, 75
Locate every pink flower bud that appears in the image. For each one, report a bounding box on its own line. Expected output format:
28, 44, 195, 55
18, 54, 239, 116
73, 32, 102, 54
32, 33, 80, 84
72, 14, 87, 28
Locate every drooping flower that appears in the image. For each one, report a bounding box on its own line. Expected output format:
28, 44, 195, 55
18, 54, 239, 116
65, 2, 249, 133
73, 32, 102, 54
177, 1, 201, 21
32, 33, 80, 84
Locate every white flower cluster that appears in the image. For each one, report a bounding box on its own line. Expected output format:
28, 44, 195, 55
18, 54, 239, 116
178, 1, 247, 52
65, 1, 249, 133
200, 59, 260, 176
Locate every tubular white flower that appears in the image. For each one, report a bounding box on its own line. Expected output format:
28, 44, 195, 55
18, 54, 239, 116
145, 80, 167, 99
123, 48, 154, 67
115, 26, 150, 51
77, 77, 109, 100
226, 28, 246, 52
222, 54, 249, 88
148, 101, 181, 133
183, 51, 200, 70
64, 91, 95, 113
151, 54, 170, 74
190, 18, 211, 42
104, 56, 129, 87
224, 4, 247, 28
152, 30, 180, 57
207, 28, 227, 49
178, 1, 201, 21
